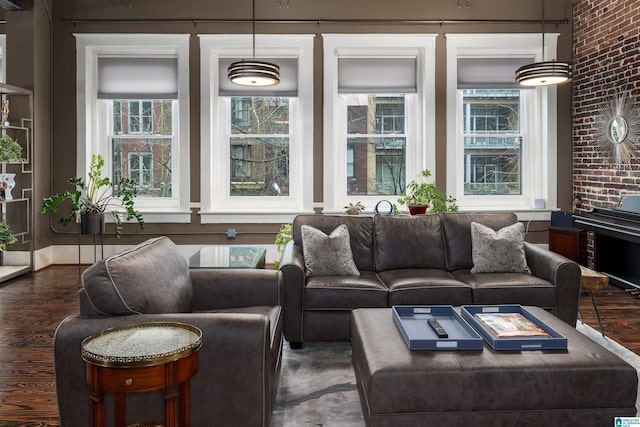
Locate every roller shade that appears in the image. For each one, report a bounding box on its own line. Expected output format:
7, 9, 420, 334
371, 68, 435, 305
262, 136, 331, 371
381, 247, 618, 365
457, 57, 534, 89
219, 57, 298, 97
98, 57, 179, 99
338, 57, 417, 94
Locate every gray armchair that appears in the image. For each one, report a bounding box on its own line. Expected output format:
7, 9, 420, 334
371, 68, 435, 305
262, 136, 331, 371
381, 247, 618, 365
53, 236, 283, 427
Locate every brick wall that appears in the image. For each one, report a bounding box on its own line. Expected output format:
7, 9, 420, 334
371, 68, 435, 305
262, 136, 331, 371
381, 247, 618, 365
573, 0, 640, 262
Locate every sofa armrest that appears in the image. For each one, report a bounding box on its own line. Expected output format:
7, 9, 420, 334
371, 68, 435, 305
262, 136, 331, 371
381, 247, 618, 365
278, 240, 306, 343
190, 268, 281, 311
524, 242, 581, 326
54, 312, 275, 427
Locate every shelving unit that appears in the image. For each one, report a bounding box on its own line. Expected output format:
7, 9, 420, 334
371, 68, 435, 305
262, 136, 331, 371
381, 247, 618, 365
0, 83, 33, 283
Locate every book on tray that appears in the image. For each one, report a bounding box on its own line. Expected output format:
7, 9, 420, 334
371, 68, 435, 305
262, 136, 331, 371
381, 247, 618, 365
473, 312, 551, 338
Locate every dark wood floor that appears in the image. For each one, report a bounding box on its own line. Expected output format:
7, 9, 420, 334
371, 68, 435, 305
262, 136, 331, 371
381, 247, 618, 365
0, 265, 639, 426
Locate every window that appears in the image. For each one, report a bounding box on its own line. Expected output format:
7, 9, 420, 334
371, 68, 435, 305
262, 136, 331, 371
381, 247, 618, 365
111, 99, 173, 197
346, 94, 407, 196
446, 34, 560, 214
229, 97, 290, 196
75, 34, 190, 223
199, 34, 314, 223
323, 34, 437, 213
462, 89, 523, 195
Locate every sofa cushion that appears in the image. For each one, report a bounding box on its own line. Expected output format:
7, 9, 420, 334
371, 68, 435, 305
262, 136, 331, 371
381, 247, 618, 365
82, 236, 193, 315
303, 271, 388, 309
379, 269, 472, 306
470, 222, 530, 273
375, 215, 446, 271
301, 224, 360, 276
442, 212, 518, 271
293, 215, 375, 271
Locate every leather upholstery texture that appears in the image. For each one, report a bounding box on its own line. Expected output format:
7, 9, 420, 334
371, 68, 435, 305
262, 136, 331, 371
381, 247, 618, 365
54, 237, 283, 427
351, 307, 638, 427
279, 213, 581, 345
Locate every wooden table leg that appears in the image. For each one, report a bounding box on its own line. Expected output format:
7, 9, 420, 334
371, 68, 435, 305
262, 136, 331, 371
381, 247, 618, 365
179, 379, 191, 427
87, 364, 105, 427
164, 361, 178, 427
113, 392, 126, 427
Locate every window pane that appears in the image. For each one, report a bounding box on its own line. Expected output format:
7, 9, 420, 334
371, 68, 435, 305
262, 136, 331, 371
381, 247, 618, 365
230, 137, 289, 196
110, 99, 174, 198
346, 94, 407, 196
231, 97, 289, 135
462, 89, 522, 196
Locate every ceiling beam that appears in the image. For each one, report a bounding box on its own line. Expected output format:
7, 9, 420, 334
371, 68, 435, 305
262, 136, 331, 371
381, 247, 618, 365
0, 0, 27, 11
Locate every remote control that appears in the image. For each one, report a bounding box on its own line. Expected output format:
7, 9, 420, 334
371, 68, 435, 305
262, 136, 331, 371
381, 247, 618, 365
427, 318, 448, 338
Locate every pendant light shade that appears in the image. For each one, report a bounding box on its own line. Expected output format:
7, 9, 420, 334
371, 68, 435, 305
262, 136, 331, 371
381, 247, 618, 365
228, 0, 280, 87
515, 0, 572, 87
228, 60, 280, 86
515, 61, 572, 86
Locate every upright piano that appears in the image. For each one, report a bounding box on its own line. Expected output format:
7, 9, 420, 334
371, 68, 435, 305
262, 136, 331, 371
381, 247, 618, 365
574, 194, 640, 290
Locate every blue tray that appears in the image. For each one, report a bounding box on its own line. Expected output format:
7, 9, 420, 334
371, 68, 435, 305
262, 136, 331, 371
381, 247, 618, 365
461, 305, 567, 351
392, 305, 484, 351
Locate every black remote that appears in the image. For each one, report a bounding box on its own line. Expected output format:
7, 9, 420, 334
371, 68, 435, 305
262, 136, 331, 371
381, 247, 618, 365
427, 318, 448, 338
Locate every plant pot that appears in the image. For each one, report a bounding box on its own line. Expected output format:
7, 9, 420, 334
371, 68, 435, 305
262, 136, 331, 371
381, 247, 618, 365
408, 204, 427, 215
80, 212, 105, 235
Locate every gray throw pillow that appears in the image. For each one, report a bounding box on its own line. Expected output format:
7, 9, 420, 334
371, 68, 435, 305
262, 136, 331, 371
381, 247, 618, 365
470, 222, 530, 274
301, 224, 360, 277
82, 236, 193, 315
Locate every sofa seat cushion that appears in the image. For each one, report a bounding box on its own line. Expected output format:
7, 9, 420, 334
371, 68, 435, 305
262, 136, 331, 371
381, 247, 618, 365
304, 271, 388, 309
82, 236, 193, 315
453, 270, 557, 307
380, 269, 472, 306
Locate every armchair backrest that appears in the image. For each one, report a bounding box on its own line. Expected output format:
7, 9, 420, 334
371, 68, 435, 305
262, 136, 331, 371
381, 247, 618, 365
81, 236, 193, 315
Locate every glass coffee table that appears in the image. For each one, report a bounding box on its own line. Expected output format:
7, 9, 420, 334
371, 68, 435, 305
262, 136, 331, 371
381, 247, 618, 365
188, 246, 266, 269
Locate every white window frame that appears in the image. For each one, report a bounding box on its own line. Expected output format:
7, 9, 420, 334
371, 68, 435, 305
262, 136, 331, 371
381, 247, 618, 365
198, 34, 314, 224
445, 34, 559, 218
322, 34, 437, 213
0, 34, 6, 83
74, 34, 191, 223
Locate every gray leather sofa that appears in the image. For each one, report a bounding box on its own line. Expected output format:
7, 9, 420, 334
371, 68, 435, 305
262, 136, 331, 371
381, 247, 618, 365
279, 213, 581, 347
53, 236, 283, 427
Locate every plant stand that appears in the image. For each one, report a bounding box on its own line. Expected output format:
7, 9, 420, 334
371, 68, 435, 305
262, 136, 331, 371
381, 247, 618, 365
77, 214, 104, 280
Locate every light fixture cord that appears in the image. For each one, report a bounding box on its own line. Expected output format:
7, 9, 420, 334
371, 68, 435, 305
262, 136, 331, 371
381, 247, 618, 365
252, 0, 256, 59
541, 0, 545, 61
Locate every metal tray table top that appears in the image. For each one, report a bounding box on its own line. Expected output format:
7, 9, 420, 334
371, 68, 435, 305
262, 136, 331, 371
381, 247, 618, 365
81, 322, 202, 368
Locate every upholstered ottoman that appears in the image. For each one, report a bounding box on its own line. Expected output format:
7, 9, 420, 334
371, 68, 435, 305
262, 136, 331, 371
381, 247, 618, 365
351, 307, 638, 427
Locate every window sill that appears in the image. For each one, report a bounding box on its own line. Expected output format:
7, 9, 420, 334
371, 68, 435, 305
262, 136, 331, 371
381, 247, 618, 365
199, 210, 315, 224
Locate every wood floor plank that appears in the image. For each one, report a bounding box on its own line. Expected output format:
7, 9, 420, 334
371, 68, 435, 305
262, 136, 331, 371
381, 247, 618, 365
0, 265, 637, 425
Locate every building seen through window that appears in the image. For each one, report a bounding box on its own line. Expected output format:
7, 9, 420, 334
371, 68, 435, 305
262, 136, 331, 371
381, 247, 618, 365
110, 99, 174, 197
345, 94, 407, 196
462, 89, 522, 196
229, 97, 290, 197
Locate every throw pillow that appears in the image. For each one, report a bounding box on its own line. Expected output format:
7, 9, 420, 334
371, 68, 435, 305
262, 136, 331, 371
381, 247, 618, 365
82, 236, 193, 315
301, 224, 360, 276
470, 222, 530, 274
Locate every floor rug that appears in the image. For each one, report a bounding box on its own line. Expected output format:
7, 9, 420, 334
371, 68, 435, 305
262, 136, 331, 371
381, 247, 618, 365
272, 322, 640, 426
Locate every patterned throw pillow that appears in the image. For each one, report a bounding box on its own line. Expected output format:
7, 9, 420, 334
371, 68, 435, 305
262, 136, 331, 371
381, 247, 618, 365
301, 224, 360, 277
470, 222, 531, 274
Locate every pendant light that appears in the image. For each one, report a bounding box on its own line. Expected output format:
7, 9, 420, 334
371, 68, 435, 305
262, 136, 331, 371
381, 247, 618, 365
515, 0, 572, 86
228, 0, 280, 87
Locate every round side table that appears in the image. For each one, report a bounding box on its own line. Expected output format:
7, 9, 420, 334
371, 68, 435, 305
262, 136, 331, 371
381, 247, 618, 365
81, 322, 202, 427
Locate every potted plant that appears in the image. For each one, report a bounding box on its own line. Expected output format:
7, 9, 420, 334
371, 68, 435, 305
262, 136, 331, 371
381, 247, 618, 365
397, 169, 458, 214
0, 134, 24, 162
0, 220, 17, 252
344, 201, 365, 215
273, 223, 292, 270
40, 154, 144, 238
